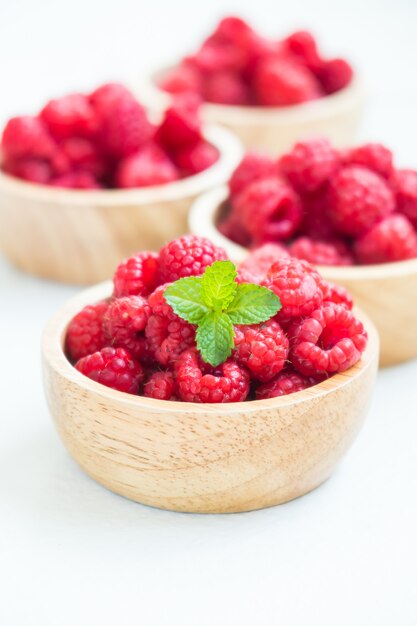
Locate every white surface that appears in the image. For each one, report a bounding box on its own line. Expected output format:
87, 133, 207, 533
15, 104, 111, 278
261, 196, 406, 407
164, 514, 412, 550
1, 1, 417, 625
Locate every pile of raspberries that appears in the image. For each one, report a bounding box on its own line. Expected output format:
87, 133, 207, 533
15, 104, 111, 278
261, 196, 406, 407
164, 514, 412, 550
66, 235, 368, 403
219, 139, 417, 265
158, 16, 353, 106
0, 86, 218, 189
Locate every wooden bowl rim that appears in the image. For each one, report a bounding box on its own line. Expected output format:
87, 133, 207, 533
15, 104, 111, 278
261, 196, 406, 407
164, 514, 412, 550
42, 280, 379, 415
189, 186, 417, 280
0, 125, 242, 206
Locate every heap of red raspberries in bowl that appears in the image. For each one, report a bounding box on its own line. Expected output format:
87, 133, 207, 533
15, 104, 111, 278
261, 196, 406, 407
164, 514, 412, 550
66, 235, 368, 403
0, 86, 218, 189
218, 138, 417, 265
158, 16, 353, 106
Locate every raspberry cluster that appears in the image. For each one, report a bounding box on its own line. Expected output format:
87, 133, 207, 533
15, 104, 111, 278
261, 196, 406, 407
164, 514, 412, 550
66, 235, 367, 403
158, 17, 353, 106
219, 139, 417, 265
1, 86, 218, 189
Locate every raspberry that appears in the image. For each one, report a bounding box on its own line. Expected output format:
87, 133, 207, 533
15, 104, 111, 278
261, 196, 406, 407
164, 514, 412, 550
234, 178, 303, 243
237, 243, 289, 284
217, 212, 252, 248
394, 169, 417, 228
289, 236, 354, 266
300, 190, 337, 240
3, 157, 51, 184
321, 281, 353, 310
256, 368, 316, 399
284, 30, 322, 73
145, 313, 195, 366
50, 172, 101, 189
173, 140, 219, 175
144, 370, 177, 400
103, 296, 151, 360
263, 257, 324, 318
156, 95, 202, 150
175, 348, 250, 403
148, 283, 174, 317
343, 143, 393, 179
40, 93, 97, 140
186, 40, 246, 75
116, 144, 179, 188
289, 302, 368, 375
254, 57, 321, 106
1, 116, 55, 160
211, 16, 255, 47
59, 137, 107, 178
354, 214, 417, 264
279, 137, 340, 193
233, 319, 289, 382
113, 251, 159, 298
326, 165, 395, 236
66, 301, 109, 361
158, 64, 202, 95
318, 58, 353, 94
228, 152, 276, 198
75, 346, 143, 394
94, 85, 153, 158
158, 235, 227, 283
204, 71, 249, 105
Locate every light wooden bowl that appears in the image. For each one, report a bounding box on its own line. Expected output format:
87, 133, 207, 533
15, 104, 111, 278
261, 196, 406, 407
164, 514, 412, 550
41, 281, 378, 514
189, 187, 417, 367
137, 68, 364, 154
0, 125, 242, 285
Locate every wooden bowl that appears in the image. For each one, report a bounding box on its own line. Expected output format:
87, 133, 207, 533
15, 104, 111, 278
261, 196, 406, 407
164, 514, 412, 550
0, 125, 242, 285
189, 187, 417, 367
41, 281, 378, 514
137, 68, 365, 153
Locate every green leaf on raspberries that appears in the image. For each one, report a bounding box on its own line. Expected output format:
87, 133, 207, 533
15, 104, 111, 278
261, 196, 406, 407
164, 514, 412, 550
196, 311, 234, 367
227, 283, 281, 325
164, 277, 209, 324
201, 260, 237, 310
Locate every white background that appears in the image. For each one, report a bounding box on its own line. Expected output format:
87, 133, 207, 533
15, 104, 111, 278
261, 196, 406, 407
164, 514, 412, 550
1, 1, 417, 625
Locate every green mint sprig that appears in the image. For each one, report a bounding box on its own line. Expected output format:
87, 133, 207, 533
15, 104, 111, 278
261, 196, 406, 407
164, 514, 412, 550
164, 260, 281, 367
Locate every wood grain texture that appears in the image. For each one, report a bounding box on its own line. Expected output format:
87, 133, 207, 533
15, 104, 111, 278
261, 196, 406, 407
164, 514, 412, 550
0, 126, 242, 285
41, 282, 379, 514
137, 70, 364, 154
189, 187, 417, 367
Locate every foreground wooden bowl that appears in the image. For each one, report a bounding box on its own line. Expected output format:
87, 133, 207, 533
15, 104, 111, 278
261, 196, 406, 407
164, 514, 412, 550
0, 126, 242, 284
189, 187, 417, 367
137, 69, 364, 153
41, 281, 378, 514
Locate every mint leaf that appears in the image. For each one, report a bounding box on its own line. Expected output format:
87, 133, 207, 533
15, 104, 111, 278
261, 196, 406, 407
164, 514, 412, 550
227, 283, 281, 325
164, 277, 209, 324
196, 311, 234, 366
201, 260, 237, 310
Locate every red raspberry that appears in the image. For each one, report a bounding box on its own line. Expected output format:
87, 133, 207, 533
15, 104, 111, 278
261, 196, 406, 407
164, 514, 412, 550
354, 214, 417, 264
284, 30, 322, 73
175, 348, 250, 403
75, 346, 143, 394
279, 138, 340, 193
233, 319, 289, 382
211, 16, 255, 47
93, 85, 153, 158
203, 71, 249, 105
186, 40, 247, 75
66, 300, 109, 361
234, 178, 303, 243
217, 212, 252, 248
256, 368, 317, 399
228, 152, 276, 198
156, 95, 202, 150
263, 257, 324, 318
40, 94, 97, 140
321, 281, 353, 310
318, 58, 353, 94
144, 370, 177, 400
116, 144, 179, 188
289, 236, 354, 266
254, 57, 321, 106
289, 302, 367, 376
158, 235, 227, 283
1, 116, 55, 160
50, 171, 101, 189
327, 165, 395, 236
237, 243, 289, 284
343, 143, 393, 179
173, 140, 218, 175
103, 296, 151, 360
394, 169, 417, 228
3, 157, 52, 184
59, 137, 107, 179
158, 64, 203, 95
113, 251, 159, 298
300, 190, 337, 240
145, 313, 195, 366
